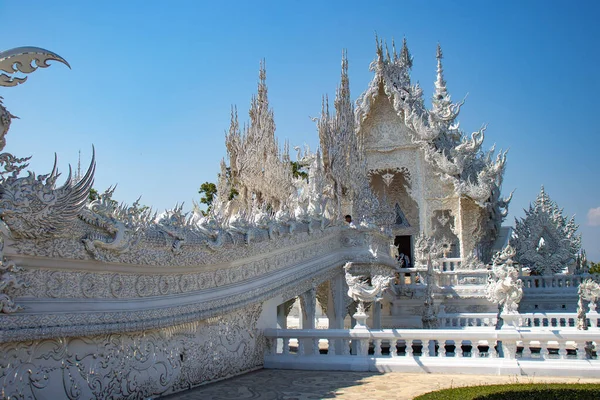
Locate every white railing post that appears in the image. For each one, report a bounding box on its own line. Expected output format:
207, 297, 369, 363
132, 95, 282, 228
456, 340, 463, 358
438, 339, 447, 357
390, 339, 398, 357
374, 339, 382, 356
421, 340, 430, 357
405, 339, 413, 358
342, 339, 350, 356
313, 338, 320, 356
328, 338, 336, 356
282, 337, 290, 355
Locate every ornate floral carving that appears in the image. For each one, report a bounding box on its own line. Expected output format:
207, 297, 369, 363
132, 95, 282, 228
0, 304, 264, 399
0, 258, 27, 313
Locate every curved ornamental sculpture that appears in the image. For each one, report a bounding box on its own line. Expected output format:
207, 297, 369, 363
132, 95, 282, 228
0, 47, 73, 314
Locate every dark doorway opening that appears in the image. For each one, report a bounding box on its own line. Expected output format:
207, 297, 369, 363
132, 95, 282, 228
394, 235, 412, 267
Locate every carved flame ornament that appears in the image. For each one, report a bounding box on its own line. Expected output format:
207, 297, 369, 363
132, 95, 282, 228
512, 186, 581, 275
0, 46, 72, 313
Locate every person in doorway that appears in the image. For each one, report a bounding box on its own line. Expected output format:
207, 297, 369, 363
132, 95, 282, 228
398, 252, 411, 268
344, 214, 356, 228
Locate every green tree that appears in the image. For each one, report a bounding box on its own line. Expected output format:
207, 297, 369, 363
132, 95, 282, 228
198, 182, 217, 214
290, 161, 308, 181
590, 262, 600, 274
89, 188, 99, 202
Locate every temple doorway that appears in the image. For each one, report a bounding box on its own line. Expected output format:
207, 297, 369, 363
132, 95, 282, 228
394, 235, 412, 267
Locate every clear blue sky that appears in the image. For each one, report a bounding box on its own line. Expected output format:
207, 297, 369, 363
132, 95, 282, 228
1, 1, 599, 260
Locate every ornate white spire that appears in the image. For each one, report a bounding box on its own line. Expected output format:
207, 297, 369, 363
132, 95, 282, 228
318, 50, 365, 218
399, 37, 413, 69
512, 186, 582, 274
222, 61, 294, 213
432, 44, 450, 115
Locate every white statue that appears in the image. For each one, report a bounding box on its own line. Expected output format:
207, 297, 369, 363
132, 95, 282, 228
344, 263, 393, 328
485, 245, 523, 314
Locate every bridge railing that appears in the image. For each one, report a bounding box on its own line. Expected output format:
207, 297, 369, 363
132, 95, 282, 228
264, 327, 600, 376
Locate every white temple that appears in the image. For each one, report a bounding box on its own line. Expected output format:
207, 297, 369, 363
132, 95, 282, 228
0, 41, 598, 399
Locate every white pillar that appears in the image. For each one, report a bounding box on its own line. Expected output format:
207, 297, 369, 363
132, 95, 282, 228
373, 301, 382, 329
299, 288, 316, 354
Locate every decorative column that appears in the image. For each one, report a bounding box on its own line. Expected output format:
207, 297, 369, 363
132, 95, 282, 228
299, 288, 316, 354
372, 302, 382, 329
327, 273, 347, 330
299, 288, 316, 329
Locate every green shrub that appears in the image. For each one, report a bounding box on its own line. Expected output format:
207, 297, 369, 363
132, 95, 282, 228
414, 383, 600, 400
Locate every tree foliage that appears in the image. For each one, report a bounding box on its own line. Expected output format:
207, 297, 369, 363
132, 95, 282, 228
198, 182, 217, 213
290, 161, 308, 181
590, 262, 600, 275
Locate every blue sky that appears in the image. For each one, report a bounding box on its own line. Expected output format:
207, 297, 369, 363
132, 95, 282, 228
1, 1, 599, 260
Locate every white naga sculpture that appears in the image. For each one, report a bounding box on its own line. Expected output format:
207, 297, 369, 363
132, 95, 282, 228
344, 263, 393, 327
0, 47, 72, 313
485, 245, 523, 314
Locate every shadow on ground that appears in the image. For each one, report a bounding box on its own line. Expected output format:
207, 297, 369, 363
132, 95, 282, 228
160, 369, 385, 400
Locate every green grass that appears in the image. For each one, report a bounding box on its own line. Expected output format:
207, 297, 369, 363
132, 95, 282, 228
413, 383, 600, 400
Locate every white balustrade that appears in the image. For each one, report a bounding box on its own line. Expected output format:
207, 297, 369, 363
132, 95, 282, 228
437, 311, 600, 329
264, 327, 600, 377
520, 274, 598, 291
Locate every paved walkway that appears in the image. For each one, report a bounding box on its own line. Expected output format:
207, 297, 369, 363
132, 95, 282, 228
161, 369, 600, 399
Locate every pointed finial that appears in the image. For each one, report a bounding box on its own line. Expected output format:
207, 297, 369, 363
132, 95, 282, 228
385, 42, 391, 62
392, 38, 398, 61
400, 37, 413, 68
374, 32, 384, 61
436, 43, 443, 60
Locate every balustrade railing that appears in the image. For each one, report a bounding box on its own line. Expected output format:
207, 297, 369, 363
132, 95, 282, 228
520, 274, 599, 290
266, 328, 598, 359
438, 312, 600, 329
264, 327, 600, 376
394, 266, 489, 289
438, 313, 498, 328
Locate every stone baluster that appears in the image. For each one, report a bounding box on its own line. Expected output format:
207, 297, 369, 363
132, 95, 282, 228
342, 339, 351, 356
282, 337, 290, 355
298, 339, 305, 355
473, 341, 481, 357
438, 339, 447, 357
313, 338, 320, 356
390, 339, 398, 357
455, 340, 463, 358
405, 340, 413, 357
421, 340, 430, 357
269, 337, 277, 355
374, 339, 382, 356
325, 338, 334, 356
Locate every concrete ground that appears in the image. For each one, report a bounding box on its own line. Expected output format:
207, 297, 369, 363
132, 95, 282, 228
161, 369, 600, 400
